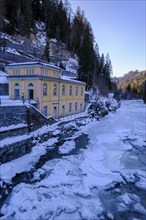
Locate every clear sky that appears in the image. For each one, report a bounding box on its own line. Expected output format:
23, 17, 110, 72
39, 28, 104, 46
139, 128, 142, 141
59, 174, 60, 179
69, 0, 146, 77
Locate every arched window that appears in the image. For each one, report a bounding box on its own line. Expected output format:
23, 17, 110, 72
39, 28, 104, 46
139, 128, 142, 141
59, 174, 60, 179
62, 85, 65, 96
53, 84, 57, 96
43, 83, 48, 96
14, 83, 20, 99
28, 83, 34, 100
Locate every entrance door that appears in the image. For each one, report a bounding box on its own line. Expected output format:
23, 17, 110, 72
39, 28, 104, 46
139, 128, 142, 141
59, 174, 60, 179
14, 83, 20, 99
28, 83, 34, 100
53, 106, 57, 118
62, 105, 65, 117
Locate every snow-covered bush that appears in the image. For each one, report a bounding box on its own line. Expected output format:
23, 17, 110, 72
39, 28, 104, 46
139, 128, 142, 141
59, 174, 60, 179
88, 89, 119, 119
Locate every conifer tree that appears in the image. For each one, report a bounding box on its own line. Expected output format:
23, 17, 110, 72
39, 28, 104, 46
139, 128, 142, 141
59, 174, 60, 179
78, 22, 95, 88
70, 7, 85, 53
42, 0, 57, 38
32, 0, 42, 21
0, 0, 6, 31
44, 40, 50, 62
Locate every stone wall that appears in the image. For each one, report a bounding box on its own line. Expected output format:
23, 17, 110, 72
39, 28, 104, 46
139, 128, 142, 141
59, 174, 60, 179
0, 106, 27, 127
0, 136, 34, 164
0, 104, 57, 163
0, 125, 29, 141
0, 128, 54, 164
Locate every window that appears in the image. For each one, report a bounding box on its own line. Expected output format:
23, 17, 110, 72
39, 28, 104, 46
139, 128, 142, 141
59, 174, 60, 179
27, 68, 34, 75
53, 71, 59, 78
53, 84, 57, 96
75, 86, 78, 96
62, 85, 65, 96
81, 87, 83, 96
13, 69, 20, 75
43, 83, 48, 96
69, 85, 72, 96
42, 69, 48, 76
43, 106, 48, 116
75, 102, 78, 111
80, 103, 82, 112
69, 102, 72, 112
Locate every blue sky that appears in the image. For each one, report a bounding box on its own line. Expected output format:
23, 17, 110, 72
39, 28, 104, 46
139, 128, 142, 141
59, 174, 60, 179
69, 0, 146, 77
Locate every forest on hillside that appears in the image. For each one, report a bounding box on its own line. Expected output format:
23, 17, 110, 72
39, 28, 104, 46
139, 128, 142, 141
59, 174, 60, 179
0, 0, 113, 93
116, 70, 146, 101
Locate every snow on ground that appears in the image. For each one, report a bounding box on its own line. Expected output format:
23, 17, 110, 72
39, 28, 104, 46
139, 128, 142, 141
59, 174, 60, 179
5, 48, 21, 55
1, 138, 58, 182
62, 58, 78, 75
0, 33, 24, 45
0, 123, 27, 132
0, 96, 37, 106
58, 140, 76, 154
0, 71, 8, 84
0, 100, 146, 220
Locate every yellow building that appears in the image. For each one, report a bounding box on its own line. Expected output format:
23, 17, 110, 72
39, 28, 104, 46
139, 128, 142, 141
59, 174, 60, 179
7, 62, 86, 118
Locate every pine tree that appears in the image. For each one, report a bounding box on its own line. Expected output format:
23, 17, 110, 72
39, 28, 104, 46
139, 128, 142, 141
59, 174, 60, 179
78, 22, 95, 88
44, 40, 50, 62
0, 0, 6, 31
69, 7, 85, 53
32, 0, 42, 21
93, 43, 100, 89
23, 0, 33, 37
42, 0, 57, 38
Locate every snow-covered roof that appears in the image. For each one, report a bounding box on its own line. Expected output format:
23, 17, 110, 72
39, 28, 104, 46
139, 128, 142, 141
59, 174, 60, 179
61, 75, 86, 85
7, 62, 62, 71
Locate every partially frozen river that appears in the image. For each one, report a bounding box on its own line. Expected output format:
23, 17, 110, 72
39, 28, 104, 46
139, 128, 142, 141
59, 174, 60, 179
1, 100, 146, 220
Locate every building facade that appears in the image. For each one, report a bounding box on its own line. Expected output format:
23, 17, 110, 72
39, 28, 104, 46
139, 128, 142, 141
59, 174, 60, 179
7, 62, 86, 118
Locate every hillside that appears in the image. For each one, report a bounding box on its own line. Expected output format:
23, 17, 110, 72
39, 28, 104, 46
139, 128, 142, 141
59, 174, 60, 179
116, 70, 146, 99
0, 23, 78, 76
